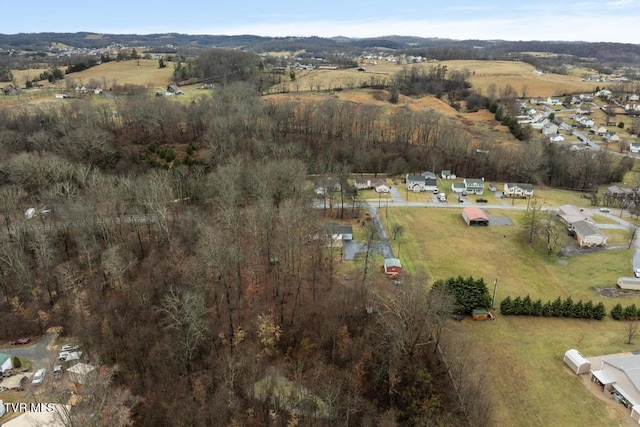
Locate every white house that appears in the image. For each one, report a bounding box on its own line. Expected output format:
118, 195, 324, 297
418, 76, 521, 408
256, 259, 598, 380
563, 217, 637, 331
464, 178, 485, 195
546, 96, 563, 106
406, 175, 426, 192
604, 131, 620, 142
503, 183, 534, 198
630, 142, 640, 154
354, 177, 389, 193
548, 133, 565, 142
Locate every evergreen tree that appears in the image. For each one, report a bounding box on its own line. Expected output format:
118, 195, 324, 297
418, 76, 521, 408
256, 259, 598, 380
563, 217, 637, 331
624, 304, 638, 321
611, 303, 624, 320
500, 296, 513, 315
593, 302, 607, 320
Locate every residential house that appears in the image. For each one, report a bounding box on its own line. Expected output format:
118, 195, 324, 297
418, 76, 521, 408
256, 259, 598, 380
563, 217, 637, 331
383, 258, 402, 279
503, 183, 534, 198
630, 94, 640, 102
630, 142, 640, 154
530, 97, 545, 105
575, 116, 595, 128
603, 131, 620, 142
441, 170, 456, 179
576, 105, 592, 115
557, 204, 593, 225
606, 185, 635, 201
548, 133, 565, 142
546, 96, 563, 106
580, 93, 594, 102
464, 178, 485, 195
451, 182, 466, 194
530, 117, 550, 130
354, 177, 389, 193
406, 175, 426, 192
542, 122, 559, 136
328, 223, 353, 247
571, 220, 607, 247
420, 171, 438, 192
314, 177, 341, 196
592, 125, 608, 135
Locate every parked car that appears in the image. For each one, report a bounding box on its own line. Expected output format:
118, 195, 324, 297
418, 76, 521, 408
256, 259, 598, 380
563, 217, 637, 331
599, 207, 610, 213
476, 198, 488, 203
635, 268, 640, 278
32, 368, 45, 386
53, 365, 63, 379
11, 337, 30, 345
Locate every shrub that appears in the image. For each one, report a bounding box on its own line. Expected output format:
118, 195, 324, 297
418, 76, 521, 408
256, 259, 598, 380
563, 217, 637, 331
13, 357, 21, 368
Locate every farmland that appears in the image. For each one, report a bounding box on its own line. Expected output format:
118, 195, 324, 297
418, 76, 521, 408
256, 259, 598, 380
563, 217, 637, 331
384, 204, 640, 426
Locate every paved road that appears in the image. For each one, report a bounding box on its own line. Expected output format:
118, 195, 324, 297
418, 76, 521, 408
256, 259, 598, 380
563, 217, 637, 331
0, 333, 56, 370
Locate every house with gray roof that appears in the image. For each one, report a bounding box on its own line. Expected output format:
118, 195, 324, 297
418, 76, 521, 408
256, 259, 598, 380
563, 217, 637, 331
464, 178, 485, 195
503, 183, 534, 198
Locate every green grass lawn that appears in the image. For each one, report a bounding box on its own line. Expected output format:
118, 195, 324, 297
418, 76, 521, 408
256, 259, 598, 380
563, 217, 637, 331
385, 206, 640, 426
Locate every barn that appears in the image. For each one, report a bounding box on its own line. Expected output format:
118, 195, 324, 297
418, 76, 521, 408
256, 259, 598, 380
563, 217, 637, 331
383, 258, 402, 279
564, 349, 591, 374
462, 207, 489, 226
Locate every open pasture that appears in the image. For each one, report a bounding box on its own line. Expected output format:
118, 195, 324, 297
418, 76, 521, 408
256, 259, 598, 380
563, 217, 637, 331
386, 205, 640, 425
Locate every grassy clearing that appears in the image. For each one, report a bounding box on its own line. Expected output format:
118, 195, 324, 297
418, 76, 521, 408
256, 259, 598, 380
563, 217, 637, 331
385, 206, 640, 425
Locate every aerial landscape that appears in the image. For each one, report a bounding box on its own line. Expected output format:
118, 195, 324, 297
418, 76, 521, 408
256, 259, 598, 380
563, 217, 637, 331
2, 1, 640, 427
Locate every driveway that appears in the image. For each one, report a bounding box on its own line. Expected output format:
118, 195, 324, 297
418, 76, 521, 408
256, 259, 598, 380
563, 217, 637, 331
0, 333, 56, 370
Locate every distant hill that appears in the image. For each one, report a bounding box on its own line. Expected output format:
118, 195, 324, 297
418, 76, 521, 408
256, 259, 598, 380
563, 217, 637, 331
0, 32, 639, 69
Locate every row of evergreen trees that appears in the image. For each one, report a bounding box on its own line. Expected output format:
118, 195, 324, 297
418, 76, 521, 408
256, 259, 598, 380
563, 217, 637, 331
610, 303, 640, 321
500, 295, 606, 320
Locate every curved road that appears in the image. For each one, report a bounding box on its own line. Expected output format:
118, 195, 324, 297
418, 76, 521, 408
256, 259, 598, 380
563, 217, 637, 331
0, 333, 56, 371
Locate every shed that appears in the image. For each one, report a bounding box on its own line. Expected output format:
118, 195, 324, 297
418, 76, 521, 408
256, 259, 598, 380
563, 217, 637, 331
383, 258, 402, 279
618, 277, 640, 290
462, 207, 489, 226
564, 349, 591, 374
472, 308, 489, 320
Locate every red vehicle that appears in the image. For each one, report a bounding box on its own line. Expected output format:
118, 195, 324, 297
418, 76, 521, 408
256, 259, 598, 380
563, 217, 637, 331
11, 337, 30, 345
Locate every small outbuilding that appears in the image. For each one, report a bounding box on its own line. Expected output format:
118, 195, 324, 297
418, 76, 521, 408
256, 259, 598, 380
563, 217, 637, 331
462, 207, 489, 226
564, 349, 591, 374
618, 277, 640, 290
472, 308, 490, 320
383, 258, 402, 279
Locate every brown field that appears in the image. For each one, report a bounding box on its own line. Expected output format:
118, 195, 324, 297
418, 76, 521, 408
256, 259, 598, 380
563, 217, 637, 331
11, 59, 173, 90
274, 60, 598, 98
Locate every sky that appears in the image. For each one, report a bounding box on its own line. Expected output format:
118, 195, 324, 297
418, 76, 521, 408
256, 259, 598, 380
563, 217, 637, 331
4, 0, 640, 44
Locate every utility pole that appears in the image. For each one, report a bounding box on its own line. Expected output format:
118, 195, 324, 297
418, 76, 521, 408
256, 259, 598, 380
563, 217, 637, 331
491, 279, 498, 310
